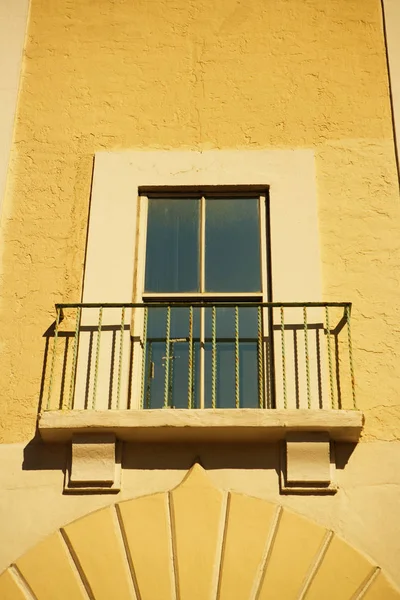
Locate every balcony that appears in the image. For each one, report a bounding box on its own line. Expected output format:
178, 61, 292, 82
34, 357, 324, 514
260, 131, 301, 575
38, 302, 363, 443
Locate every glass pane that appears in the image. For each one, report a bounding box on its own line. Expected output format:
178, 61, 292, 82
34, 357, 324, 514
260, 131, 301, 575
204, 307, 260, 408
205, 198, 261, 292
145, 198, 200, 292
143, 307, 200, 408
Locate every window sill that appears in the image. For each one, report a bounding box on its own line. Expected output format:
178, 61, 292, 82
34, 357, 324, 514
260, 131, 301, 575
38, 409, 363, 444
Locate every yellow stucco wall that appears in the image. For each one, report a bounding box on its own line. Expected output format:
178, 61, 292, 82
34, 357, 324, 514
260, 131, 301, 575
0, 0, 399, 441
3, 464, 400, 600
1, 451, 400, 595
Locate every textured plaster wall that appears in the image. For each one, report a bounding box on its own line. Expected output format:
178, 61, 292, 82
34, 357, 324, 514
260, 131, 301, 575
0, 440, 400, 589
0, 0, 29, 219
382, 0, 400, 166
0, 0, 399, 441
0, 1, 399, 591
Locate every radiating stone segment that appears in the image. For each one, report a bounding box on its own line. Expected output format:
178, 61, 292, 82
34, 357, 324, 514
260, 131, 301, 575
0, 569, 27, 600
258, 508, 326, 600
118, 493, 174, 600
63, 506, 135, 600
170, 464, 225, 600
218, 493, 276, 600
1, 464, 400, 600
16, 532, 87, 600
361, 572, 400, 600
305, 535, 375, 600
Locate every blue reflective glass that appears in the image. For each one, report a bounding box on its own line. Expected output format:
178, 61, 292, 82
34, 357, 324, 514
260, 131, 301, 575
145, 199, 200, 292
205, 198, 261, 292
204, 307, 259, 408
143, 307, 200, 409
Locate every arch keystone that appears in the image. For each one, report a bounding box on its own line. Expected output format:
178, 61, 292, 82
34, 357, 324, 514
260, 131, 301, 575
173, 462, 216, 491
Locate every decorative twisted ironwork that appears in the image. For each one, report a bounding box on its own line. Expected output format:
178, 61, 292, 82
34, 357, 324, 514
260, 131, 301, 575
235, 306, 240, 409
346, 305, 356, 409
92, 306, 103, 409
140, 307, 148, 410
116, 306, 125, 410
188, 306, 194, 409
145, 341, 153, 409
46, 307, 61, 411
280, 307, 287, 409
67, 306, 81, 410
212, 306, 217, 409
303, 306, 311, 409
46, 301, 355, 414
257, 306, 264, 408
164, 306, 171, 408
325, 306, 335, 409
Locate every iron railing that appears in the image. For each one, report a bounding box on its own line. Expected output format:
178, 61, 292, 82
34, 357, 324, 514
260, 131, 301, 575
44, 302, 356, 412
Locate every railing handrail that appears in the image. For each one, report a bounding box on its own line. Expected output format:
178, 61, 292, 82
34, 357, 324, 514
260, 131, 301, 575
46, 299, 356, 412
55, 301, 352, 310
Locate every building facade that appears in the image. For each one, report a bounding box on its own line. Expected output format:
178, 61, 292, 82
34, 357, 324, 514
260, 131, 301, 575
0, 0, 400, 597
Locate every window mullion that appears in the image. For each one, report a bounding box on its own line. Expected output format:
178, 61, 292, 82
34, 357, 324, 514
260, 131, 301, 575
199, 195, 206, 408
200, 195, 206, 293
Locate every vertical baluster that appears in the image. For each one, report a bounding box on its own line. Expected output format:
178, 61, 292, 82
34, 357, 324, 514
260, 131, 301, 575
199, 307, 205, 409
280, 307, 287, 409
116, 306, 125, 410
325, 306, 335, 409
303, 306, 311, 409
257, 306, 264, 408
91, 307, 103, 409
145, 341, 153, 409
212, 306, 217, 409
67, 306, 81, 410
235, 306, 240, 409
46, 307, 61, 410
346, 305, 356, 409
187, 306, 193, 409
192, 339, 196, 407
164, 306, 171, 408
169, 341, 175, 407
140, 307, 148, 410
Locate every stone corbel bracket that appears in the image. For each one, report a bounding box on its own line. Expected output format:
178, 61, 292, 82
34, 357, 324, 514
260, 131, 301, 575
64, 433, 121, 494
280, 432, 336, 494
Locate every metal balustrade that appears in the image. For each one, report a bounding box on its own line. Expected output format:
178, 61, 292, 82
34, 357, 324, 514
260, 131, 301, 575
43, 302, 356, 412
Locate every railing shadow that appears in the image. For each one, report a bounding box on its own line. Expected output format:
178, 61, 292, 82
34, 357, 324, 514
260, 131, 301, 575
271, 317, 348, 410
38, 320, 75, 413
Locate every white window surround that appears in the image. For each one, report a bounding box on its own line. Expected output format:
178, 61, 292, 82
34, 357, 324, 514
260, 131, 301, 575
82, 149, 322, 306
72, 149, 323, 412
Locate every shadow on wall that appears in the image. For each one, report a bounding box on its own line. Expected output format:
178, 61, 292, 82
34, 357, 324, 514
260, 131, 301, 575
22, 437, 357, 478
38, 319, 134, 414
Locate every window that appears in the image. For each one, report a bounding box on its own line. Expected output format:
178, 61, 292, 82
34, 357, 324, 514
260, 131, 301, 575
75, 149, 323, 413
135, 190, 271, 409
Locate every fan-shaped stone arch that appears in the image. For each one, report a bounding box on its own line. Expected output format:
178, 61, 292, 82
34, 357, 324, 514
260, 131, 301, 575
0, 464, 399, 600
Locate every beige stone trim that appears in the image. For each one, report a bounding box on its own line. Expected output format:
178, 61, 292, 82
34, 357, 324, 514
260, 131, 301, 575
38, 408, 363, 443
280, 432, 337, 494
84, 149, 322, 304
76, 149, 323, 410
286, 432, 331, 483
1, 465, 399, 600
1, 443, 400, 588
65, 433, 121, 494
